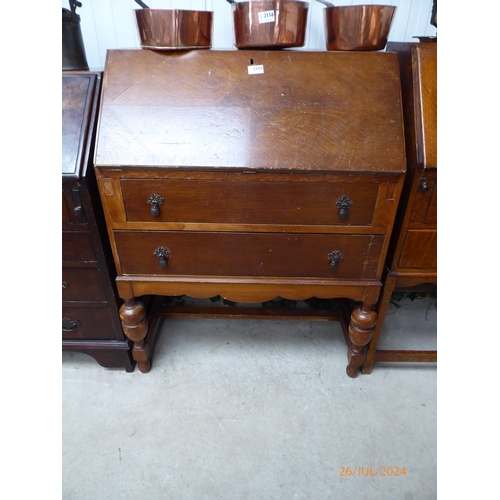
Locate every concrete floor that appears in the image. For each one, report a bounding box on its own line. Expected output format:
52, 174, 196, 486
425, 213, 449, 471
62, 297, 437, 499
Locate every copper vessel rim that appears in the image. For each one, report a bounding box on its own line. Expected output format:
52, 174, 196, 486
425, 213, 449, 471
135, 9, 214, 13
325, 4, 396, 8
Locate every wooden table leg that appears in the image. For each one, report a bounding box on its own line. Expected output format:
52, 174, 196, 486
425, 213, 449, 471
119, 297, 151, 373
361, 274, 397, 374
346, 301, 377, 378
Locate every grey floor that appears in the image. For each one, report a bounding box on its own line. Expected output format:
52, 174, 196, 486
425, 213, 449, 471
62, 296, 437, 499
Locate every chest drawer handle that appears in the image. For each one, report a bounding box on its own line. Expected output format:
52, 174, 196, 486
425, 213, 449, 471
418, 178, 429, 193
154, 246, 171, 267
62, 316, 81, 332
147, 194, 165, 217
328, 250, 344, 269
336, 195, 352, 219
62, 281, 69, 290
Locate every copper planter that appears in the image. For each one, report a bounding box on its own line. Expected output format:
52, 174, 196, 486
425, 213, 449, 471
135, 9, 213, 50
324, 5, 396, 51
232, 1, 309, 49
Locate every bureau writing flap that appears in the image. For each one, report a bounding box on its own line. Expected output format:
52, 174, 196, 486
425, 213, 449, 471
95, 49, 406, 174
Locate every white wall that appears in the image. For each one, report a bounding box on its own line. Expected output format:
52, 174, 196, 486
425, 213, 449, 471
62, 0, 437, 71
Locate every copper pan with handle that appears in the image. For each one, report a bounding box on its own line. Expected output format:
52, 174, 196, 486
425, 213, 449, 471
134, 0, 213, 50
315, 1, 396, 51
229, 0, 310, 50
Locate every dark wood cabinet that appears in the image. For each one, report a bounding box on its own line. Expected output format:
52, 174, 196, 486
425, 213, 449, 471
94, 49, 407, 377
62, 71, 135, 371
362, 42, 437, 373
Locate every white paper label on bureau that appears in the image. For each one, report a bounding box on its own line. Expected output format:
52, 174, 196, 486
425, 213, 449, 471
248, 65, 264, 75
258, 10, 275, 23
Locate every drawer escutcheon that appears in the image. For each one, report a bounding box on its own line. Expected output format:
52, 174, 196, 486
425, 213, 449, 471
328, 250, 344, 269
62, 316, 81, 332
147, 194, 165, 217
335, 195, 352, 219
153, 246, 171, 267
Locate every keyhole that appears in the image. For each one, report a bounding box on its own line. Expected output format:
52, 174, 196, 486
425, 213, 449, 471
249, 58, 254, 65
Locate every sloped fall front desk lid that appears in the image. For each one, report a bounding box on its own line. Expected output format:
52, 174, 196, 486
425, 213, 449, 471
62, 72, 99, 177
94, 49, 406, 174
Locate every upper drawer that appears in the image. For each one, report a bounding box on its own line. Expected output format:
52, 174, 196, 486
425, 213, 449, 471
409, 176, 437, 225
114, 230, 384, 280
120, 178, 379, 226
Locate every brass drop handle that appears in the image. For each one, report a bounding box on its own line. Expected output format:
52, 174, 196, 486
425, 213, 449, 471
62, 316, 81, 332
154, 246, 171, 267
328, 250, 344, 269
336, 195, 352, 220
147, 194, 164, 217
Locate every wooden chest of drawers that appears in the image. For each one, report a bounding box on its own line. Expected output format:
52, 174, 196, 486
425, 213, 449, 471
363, 42, 437, 372
62, 71, 134, 371
94, 49, 407, 377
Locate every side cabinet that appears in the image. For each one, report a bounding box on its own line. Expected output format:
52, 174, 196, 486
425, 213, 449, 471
362, 42, 437, 373
62, 71, 135, 371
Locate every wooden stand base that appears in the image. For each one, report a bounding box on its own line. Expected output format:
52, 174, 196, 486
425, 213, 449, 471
119, 296, 376, 378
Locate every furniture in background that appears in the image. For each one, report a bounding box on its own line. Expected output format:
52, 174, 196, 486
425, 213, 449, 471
62, 71, 135, 371
93, 49, 407, 377
362, 42, 437, 374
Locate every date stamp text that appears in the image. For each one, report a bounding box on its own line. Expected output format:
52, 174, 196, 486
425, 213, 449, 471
339, 466, 407, 477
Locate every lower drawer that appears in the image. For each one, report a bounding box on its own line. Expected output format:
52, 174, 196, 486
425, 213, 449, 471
62, 306, 117, 340
62, 231, 96, 263
114, 230, 384, 280
62, 268, 107, 302
398, 229, 437, 269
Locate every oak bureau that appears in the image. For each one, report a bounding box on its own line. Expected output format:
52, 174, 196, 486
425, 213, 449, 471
94, 49, 406, 377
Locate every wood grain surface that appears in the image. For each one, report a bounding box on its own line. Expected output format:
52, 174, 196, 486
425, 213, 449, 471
95, 49, 406, 173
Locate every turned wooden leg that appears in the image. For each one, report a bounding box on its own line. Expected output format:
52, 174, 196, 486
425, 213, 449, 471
361, 274, 397, 374
346, 302, 377, 378
119, 297, 151, 373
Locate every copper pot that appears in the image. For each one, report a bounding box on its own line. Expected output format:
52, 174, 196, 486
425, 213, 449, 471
135, 9, 213, 50
232, 1, 309, 49
324, 5, 396, 51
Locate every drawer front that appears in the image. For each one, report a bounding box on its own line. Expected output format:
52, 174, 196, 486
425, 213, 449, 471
62, 306, 117, 340
62, 268, 107, 302
121, 179, 379, 226
114, 230, 384, 279
62, 231, 97, 263
410, 176, 437, 225
398, 229, 437, 269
